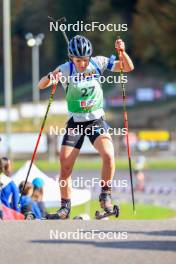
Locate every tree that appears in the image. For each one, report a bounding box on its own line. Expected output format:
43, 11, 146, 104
132, 0, 176, 71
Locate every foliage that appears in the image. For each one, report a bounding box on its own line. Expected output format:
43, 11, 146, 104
0, 0, 175, 97
132, 0, 176, 71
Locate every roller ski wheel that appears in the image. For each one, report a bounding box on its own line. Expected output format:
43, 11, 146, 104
73, 216, 83, 220
95, 205, 120, 220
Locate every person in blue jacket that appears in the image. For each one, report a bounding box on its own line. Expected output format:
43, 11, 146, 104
0, 161, 3, 219
0, 158, 19, 212
0, 157, 12, 177
0, 184, 3, 219
19, 181, 42, 219
32, 177, 46, 218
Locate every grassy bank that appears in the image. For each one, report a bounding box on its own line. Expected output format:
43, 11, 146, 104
12, 158, 176, 172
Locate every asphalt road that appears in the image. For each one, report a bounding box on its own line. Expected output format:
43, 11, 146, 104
0, 220, 176, 264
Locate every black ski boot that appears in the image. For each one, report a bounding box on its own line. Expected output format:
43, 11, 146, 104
24, 211, 36, 220
95, 190, 119, 219
46, 199, 71, 220
46, 206, 70, 220
99, 190, 113, 213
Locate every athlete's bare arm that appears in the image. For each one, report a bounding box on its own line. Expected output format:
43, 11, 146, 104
38, 69, 62, 89
113, 39, 134, 72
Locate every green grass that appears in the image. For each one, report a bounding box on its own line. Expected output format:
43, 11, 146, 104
12, 158, 176, 172
47, 201, 176, 220
0, 115, 67, 133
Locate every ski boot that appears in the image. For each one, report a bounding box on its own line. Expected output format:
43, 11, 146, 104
24, 211, 36, 220
95, 190, 119, 219
46, 206, 70, 220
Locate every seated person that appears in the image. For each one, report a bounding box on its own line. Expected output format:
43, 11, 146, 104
0, 158, 19, 211
0, 157, 12, 177
19, 181, 42, 219
32, 177, 46, 218
0, 177, 3, 220
0, 199, 3, 220
133, 156, 146, 192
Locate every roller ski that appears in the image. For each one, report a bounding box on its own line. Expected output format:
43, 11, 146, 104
45, 198, 83, 220
46, 210, 83, 220
95, 190, 120, 220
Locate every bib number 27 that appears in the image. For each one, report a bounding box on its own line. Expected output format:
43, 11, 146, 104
81, 86, 95, 97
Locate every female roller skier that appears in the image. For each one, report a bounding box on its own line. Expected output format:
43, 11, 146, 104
38, 35, 134, 219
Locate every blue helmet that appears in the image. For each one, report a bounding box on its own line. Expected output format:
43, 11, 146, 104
32, 177, 44, 188
68, 35, 93, 57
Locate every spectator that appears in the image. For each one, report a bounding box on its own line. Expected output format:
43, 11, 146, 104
0, 158, 20, 211
19, 181, 42, 219
0, 205, 3, 219
133, 156, 146, 192
0, 157, 12, 177
0, 168, 2, 219
0, 188, 3, 220
32, 177, 46, 218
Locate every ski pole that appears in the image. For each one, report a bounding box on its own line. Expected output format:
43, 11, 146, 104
116, 37, 136, 214
48, 16, 69, 45
18, 83, 57, 206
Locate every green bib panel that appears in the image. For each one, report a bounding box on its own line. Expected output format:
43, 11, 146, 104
66, 77, 104, 113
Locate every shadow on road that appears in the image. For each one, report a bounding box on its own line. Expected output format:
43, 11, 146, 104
30, 239, 176, 252
125, 230, 176, 237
